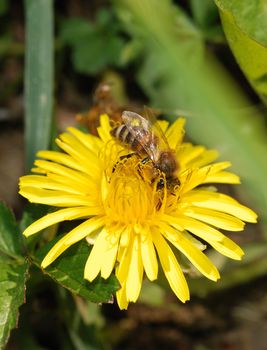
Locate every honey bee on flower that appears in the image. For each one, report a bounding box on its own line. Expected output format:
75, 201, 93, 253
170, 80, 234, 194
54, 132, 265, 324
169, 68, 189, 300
19, 112, 257, 310
110, 107, 180, 191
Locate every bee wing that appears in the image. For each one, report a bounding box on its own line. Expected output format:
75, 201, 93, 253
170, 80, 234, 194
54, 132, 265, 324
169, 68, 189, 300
143, 106, 171, 151
122, 110, 150, 129
122, 110, 159, 162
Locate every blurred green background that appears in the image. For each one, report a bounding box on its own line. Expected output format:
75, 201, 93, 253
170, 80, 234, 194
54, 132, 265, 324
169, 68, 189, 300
1, 0, 267, 349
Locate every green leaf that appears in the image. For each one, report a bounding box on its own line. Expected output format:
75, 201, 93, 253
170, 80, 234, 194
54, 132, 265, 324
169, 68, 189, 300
215, 0, 267, 47
33, 238, 120, 304
60, 18, 94, 45
59, 10, 126, 75
24, 0, 54, 171
57, 289, 105, 350
114, 0, 267, 228
71, 33, 124, 75
215, 2, 267, 101
0, 202, 25, 259
0, 203, 29, 349
0, 258, 29, 349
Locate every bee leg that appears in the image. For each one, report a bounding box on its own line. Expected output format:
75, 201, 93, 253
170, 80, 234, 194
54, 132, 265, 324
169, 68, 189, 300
120, 153, 136, 161
141, 156, 150, 165
156, 178, 165, 190
167, 177, 181, 194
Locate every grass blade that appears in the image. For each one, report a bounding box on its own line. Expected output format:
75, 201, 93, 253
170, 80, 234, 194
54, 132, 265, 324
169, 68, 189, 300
24, 0, 54, 171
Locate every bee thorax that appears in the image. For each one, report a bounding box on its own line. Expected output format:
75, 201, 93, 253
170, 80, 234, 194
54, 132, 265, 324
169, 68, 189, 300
155, 151, 178, 177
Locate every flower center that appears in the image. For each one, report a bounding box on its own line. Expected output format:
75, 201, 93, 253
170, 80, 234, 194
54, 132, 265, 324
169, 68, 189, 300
102, 154, 166, 225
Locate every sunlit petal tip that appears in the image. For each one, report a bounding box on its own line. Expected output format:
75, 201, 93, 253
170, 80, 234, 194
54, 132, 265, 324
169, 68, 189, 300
209, 268, 220, 282
36, 150, 47, 158
22, 225, 37, 238
233, 246, 245, 260
83, 272, 95, 283
41, 257, 52, 269
84, 260, 100, 282
244, 209, 258, 223
179, 290, 190, 303
116, 283, 129, 310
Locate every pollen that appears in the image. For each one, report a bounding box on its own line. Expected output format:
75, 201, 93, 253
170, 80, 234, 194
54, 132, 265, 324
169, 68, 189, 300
103, 155, 163, 226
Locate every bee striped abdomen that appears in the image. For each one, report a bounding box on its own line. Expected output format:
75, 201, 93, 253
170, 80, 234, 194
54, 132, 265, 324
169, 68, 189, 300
111, 124, 149, 153
112, 124, 129, 142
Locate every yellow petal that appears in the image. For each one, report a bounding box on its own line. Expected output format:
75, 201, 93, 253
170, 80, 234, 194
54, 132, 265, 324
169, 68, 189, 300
19, 187, 96, 207
209, 236, 244, 260
34, 160, 90, 186
67, 127, 103, 153
161, 223, 220, 281
179, 162, 233, 194
31, 167, 47, 174
126, 235, 143, 302
56, 137, 100, 177
178, 144, 206, 167
97, 114, 112, 143
37, 150, 85, 172
47, 173, 96, 194
116, 281, 129, 310
165, 118, 185, 150
181, 190, 257, 223
84, 227, 109, 281
100, 230, 121, 279
204, 171, 240, 184
41, 216, 104, 268
140, 226, 158, 281
183, 207, 245, 231
23, 207, 101, 237
116, 233, 133, 283
163, 214, 224, 242
178, 143, 218, 169
19, 175, 84, 195
153, 230, 189, 302
183, 231, 207, 251
156, 120, 169, 133
179, 168, 210, 194
188, 150, 219, 168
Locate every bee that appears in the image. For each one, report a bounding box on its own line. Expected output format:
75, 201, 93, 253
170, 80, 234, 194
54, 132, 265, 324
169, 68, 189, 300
111, 108, 180, 190
77, 82, 124, 135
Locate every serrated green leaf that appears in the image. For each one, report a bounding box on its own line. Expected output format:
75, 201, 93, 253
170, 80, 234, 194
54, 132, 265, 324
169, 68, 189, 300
24, 0, 54, 171
114, 0, 267, 229
0, 203, 29, 348
33, 238, 120, 304
0, 202, 25, 259
215, 3, 267, 101
0, 259, 29, 349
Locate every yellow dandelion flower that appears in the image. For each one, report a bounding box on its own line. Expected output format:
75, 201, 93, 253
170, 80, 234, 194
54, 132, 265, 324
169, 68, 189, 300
19, 114, 257, 310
